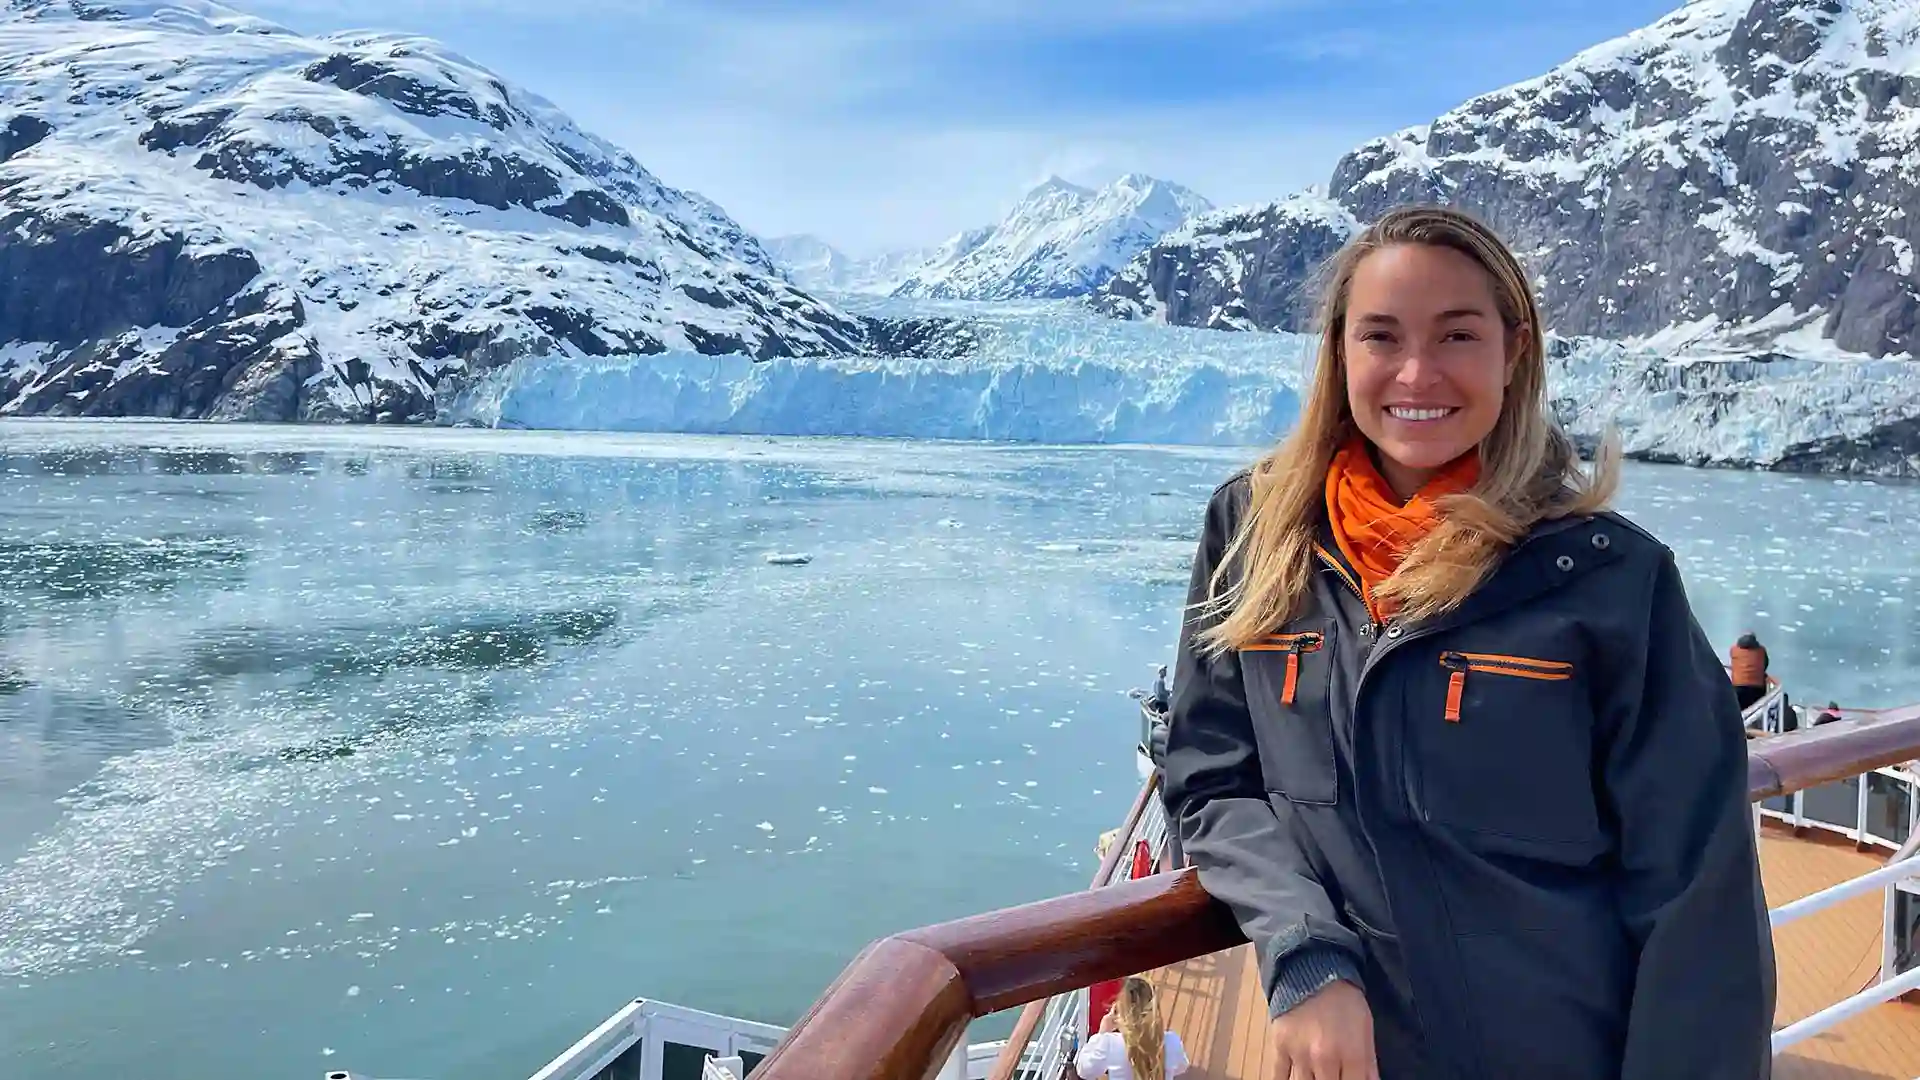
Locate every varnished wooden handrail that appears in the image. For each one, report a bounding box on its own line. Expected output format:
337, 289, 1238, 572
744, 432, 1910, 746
755, 711, 1920, 1080
1749, 705, 1920, 799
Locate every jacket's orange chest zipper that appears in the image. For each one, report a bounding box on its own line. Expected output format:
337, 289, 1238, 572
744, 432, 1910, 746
1314, 546, 1384, 643
1438, 651, 1574, 722
1245, 631, 1325, 705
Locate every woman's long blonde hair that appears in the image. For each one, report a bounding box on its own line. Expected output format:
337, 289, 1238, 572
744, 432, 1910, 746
1197, 205, 1618, 654
1113, 976, 1166, 1080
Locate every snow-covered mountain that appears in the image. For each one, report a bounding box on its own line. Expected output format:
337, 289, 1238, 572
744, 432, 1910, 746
1096, 0, 1920, 362
0, 0, 875, 421
892, 174, 1212, 301
764, 234, 932, 295
1096, 191, 1360, 332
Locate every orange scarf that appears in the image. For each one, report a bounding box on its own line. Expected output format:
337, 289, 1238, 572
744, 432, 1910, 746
1325, 436, 1479, 622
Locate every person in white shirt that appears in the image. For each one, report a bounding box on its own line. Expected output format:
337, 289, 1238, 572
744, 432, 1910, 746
1074, 976, 1189, 1080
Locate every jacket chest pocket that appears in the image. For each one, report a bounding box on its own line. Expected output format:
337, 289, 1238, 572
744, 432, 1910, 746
1409, 650, 1601, 851
1241, 620, 1338, 806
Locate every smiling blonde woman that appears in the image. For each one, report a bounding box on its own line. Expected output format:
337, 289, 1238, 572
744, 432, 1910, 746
1160, 206, 1775, 1080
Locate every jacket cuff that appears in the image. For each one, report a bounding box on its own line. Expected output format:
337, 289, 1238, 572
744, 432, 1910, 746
1268, 945, 1362, 1018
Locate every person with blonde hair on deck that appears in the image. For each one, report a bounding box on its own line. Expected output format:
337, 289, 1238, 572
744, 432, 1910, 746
1160, 205, 1775, 1079
1074, 976, 1189, 1080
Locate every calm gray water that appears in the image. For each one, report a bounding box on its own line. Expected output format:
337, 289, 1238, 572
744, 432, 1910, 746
1, 419, 1916, 1080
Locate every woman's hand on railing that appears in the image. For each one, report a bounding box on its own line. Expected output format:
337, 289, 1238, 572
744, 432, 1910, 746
1269, 981, 1379, 1080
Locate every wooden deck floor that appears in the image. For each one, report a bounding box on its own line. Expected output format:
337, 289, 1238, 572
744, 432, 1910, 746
1146, 823, 1920, 1079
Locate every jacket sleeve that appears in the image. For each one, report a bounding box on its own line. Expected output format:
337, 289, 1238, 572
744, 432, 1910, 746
1603, 548, 1776, 1078
1159, 483, 1365, 1018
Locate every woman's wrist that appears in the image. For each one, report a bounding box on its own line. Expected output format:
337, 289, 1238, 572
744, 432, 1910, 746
1269, 944, 1363, 1017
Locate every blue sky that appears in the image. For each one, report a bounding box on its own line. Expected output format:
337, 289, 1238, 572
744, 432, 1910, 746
245, 0, 1686, 255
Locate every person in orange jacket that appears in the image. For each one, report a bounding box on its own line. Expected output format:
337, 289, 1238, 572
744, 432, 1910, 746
1730, 632, 1769, 711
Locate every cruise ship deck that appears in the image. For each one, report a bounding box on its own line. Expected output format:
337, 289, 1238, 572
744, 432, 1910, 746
1144, 820, 1920, 1079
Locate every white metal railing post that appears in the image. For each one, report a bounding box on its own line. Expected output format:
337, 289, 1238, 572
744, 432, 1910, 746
1882, 882, 1899, 983
1858, 775, 1872, 843
1769, 827, 1920, 1053
934, 1041, 966, 1080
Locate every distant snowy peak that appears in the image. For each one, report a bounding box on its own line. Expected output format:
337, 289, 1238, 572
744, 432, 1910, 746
0, 0, 866, 422
1100, 0, 1920, 359
764, 234, 934, 295
892, 173, 1212, 301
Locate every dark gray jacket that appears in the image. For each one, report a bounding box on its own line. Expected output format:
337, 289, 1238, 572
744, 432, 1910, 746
1161, 473, 1775, 1080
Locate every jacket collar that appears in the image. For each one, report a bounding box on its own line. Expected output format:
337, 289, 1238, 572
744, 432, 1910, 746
1311, 509, 1617, 630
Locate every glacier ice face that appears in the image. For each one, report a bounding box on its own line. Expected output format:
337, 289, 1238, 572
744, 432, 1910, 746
438, 297, 1919, 475
439, 300, 1310, 446
1549, 336, 1920, 475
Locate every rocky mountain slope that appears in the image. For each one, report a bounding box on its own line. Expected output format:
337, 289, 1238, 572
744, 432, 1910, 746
892, 174, 1212, 301
1094, 191, 1360, 332
1095, 0, 1920, 361
0, 0, 877, 422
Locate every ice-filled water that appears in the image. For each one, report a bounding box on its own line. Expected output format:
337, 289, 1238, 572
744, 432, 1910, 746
1, 419, 1917, 1080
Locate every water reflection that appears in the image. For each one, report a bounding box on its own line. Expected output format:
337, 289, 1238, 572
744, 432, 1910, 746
0, 685, 172, 862
0, 536, 249, 600
183, 606, 622, 680
3, 447, 327, 478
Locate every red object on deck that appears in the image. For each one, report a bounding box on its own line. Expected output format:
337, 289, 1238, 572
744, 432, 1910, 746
1088, 840, 1159, 1031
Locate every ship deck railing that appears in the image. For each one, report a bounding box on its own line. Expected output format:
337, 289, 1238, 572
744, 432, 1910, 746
748, 696, 1920, 1080
994, 771, 1173, 1080
1767, 822, 1920, 1053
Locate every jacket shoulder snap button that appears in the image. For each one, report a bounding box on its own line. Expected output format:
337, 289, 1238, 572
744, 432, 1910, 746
1556, 555, 1575, 571
1592, 532, 1611, 550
